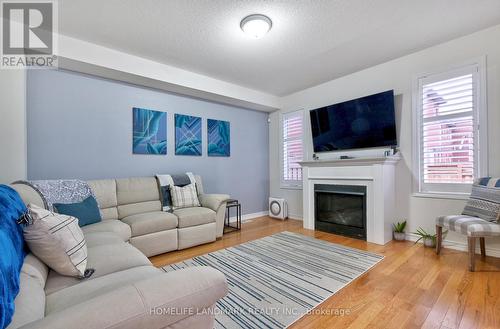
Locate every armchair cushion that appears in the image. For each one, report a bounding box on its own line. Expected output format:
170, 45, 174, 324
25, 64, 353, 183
436, 215, 500, 237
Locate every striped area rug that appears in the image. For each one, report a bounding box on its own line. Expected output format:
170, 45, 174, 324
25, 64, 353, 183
162, 231, 383, 328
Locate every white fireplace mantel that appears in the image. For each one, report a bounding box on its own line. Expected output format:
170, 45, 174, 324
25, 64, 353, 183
299, 155, 400, 245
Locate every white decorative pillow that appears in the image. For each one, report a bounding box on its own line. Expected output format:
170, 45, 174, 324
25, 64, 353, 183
23, 204, 89, 278
170, 183, 201, 209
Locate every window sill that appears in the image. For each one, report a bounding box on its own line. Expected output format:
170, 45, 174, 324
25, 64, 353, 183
412, 192, 470, 200
280, 184, 303, 190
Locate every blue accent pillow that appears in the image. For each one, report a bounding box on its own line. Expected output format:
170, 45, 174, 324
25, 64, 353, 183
54, 196, 102, 227
0, 185, 28, 329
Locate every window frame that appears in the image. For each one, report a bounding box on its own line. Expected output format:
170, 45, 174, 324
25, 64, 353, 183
280, 109, 305, 189
412, 58, 488, 198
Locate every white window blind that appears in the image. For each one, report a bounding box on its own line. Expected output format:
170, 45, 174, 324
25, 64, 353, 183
415, 63, 485, 195
282, 111, 304, 186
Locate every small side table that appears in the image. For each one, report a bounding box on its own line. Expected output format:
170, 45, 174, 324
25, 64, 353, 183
224, 199, 241, 233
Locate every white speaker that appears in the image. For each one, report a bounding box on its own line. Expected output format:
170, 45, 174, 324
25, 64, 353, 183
269, 198, 288, 220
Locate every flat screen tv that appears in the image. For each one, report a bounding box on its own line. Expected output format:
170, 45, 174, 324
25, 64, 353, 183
309, 90, 397, 152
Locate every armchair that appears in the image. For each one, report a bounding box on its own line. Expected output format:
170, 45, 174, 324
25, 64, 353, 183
436, 177, 500, 271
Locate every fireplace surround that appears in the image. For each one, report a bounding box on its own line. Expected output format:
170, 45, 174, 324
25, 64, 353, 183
300, 155, 400, 245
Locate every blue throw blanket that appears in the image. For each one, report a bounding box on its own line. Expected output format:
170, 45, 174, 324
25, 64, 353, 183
0, 185, 27, 329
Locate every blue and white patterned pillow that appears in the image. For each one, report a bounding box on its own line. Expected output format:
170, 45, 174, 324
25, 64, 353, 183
462, 177, 500, 222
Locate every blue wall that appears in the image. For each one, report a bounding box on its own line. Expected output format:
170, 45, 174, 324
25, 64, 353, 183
27, 69, 270, 215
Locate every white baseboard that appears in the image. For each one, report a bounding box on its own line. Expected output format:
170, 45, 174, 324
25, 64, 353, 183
228, 211, 269, 223
228, 211, 302, 223
405, 232, 500, 258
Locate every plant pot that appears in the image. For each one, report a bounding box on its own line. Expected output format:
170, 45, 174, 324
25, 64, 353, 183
393, 232, 406, 241
423, 237, 436, 248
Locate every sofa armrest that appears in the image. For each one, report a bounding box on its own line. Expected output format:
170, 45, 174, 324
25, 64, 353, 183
199, 194, 230, 238
19, 267, 228, 329
199, 194, 230, 212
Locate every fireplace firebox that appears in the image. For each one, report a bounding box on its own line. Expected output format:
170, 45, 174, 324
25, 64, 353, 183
314, 184, 367, 240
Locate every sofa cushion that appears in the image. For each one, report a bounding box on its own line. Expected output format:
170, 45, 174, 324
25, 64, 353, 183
99, 207, 119, 221
45, 266, 162, 314
8, 272, 46, 329
44, 242, 151, 295
83, 232, 124, 248
81, 219, 131, 242
174, 207, 216, 228
88, 179, 119, 220
8, 254, 49, 329
116, 177, 159, 205
130, 230, 178, 257
19, 254, 49, 288
24, 205, 88, 278
87, 179, 117, 209
118, 200, 162, 219
54, 195, 102, 227
122, 211, 178, 237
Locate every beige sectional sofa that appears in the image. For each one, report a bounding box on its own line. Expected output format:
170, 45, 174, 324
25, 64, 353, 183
7, 175, 230, 329
14, 175, 230, 256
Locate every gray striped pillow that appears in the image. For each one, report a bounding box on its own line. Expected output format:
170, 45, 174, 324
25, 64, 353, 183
462, 177, 500, 222
170, 183, 201, 209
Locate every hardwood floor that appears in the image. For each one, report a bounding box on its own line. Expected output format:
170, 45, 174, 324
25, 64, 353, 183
150, 216, 500, 329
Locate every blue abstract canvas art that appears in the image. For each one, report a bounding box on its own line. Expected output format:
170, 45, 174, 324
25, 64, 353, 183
132, 108, 167, 155
207, 119, 230, 157
175, 114, 202, 156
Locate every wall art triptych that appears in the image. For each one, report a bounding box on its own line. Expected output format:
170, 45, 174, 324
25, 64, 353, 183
132, 108, 230, 157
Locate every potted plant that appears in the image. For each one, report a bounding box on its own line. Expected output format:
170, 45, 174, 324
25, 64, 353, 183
413, 227, 437, 248
392, 221, 407, 241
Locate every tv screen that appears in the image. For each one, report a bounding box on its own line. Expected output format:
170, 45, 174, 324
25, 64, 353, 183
310, 90, 397, 152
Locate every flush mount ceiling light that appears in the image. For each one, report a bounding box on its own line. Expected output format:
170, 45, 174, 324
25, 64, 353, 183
240, 14, 272, 39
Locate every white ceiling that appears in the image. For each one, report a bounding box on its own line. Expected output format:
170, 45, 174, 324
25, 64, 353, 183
59, 0, 500, 96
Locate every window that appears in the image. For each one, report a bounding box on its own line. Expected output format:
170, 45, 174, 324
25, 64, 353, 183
414, 62, 487, 195
281, 110, 304, 188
